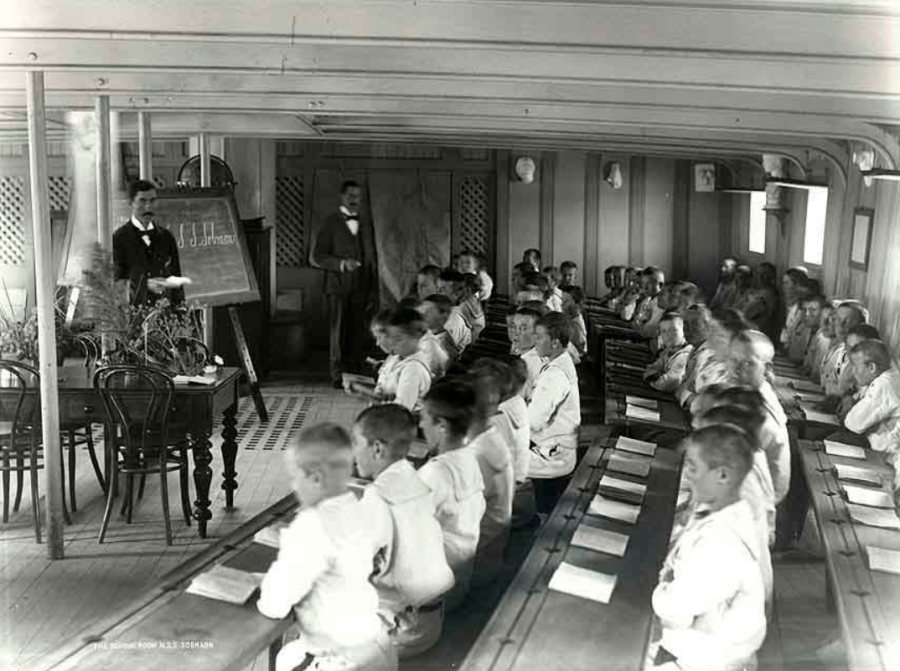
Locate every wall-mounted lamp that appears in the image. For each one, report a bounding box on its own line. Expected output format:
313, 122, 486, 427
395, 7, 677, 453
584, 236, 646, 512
603, 161, 623, 189
515, 157, 536, 184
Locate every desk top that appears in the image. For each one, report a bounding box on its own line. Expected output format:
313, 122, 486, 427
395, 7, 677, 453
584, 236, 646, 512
461, 434, 682, 671
0, 365, 243, 394
798, 439, 900, 671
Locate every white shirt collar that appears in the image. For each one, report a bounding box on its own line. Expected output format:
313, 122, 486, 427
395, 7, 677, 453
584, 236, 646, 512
339, 205, 359, 236
131, 216, 155, 232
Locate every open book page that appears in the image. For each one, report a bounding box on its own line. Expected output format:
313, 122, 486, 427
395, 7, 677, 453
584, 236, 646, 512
615, 436, 657, 457
834, 463, 883, 486
571, 524, 630, 557
588, 495, 642, 525
548, 562, 618, 604
824, 440, 867, 460
843, 484, 895, 509
868, 546, 900, 576
626, 405, 661, 422
253, 522, 288, 549
848, 504, 900, 530
173, 375, 217, 386
791, 379, 823, 393
795, 390, 827, 403
804, 409, 840, 426
185, 565, 264, 604
599, 474, 647, 500
608, 452, 652, 478
626, 395, 658, 410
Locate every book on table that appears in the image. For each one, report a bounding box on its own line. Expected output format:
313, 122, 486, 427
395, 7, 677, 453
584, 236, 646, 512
608, 452, 652, 478
625, 404, 661, 422
253, 523, 287, 549
842, 484, 895, 509
626, 395, 658, 410
173, 374, 217, 386
803, 408, 840, 426
548, 562, 618, 604
834, 463, 883, 486
847, 504, 900, 530
795, 389, 826, 403
599, 474, 647, 501
571, 524, 630, 557
824, 440, 867, 460
615, 435, 657, 457
791, 379, 823, 393
588, 495, 642, 525
185, 564, 265, 604
867, 546, 900, 576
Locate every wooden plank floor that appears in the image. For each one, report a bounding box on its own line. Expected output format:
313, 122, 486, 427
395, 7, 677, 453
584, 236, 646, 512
2, 377, 849, 671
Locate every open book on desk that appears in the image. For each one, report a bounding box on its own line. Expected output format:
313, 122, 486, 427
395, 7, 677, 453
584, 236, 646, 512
548, 562, 618, 604
625, 404, 660, 422
615, 435, 657, 457
185, 564, 265, 604
824, 440, 867, 460
173, 374, 217, 386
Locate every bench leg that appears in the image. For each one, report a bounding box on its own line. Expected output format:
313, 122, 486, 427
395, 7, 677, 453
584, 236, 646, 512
268, 635, 283, 671
825, 564, 836, 614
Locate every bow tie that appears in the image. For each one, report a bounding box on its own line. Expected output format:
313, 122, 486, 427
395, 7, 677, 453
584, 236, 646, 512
342, 212, 358, 220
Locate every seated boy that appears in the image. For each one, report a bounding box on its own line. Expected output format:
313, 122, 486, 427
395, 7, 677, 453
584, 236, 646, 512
675, 304, 715, 408
459, 273, 486, 341
800, 295, 833, 380
643, 311, 694, 393
542, 266, 564, 312
560, 260, 579, 288
651, 424, 767, 671
522, 247, 542, 273
528, 312, 581, 514
633, 267, 666, 337
352, 405, 455, 659
831, 323, 881, 419
467, 359, 516, 583
516, 272, 548, 306
844, 339, 900, 488
561, 285, 588, 361
257, 423, 397, 671
418, 382, 486, 610
457, 250, 493, 302
416, 265, 442, 300
820, 301, 867, 399
420, 294, 461, 367
361, 309, 432, 412
506, 304, 520, 354
436, 271, 473, 353
512, 305, 546, 401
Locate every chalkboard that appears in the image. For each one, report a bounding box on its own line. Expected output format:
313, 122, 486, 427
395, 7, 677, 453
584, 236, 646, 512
122, 188, 260, 307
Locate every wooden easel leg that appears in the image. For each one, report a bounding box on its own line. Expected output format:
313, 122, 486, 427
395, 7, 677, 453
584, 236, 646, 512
227, 306, 268, 422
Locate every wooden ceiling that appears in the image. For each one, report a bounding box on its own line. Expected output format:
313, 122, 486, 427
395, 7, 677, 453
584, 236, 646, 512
1, 0, 899, 170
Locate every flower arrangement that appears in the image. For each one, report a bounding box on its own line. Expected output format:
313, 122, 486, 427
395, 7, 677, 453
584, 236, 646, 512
0, 283, 86, 364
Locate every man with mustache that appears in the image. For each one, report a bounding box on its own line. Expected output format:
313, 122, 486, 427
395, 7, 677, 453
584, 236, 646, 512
113, 179, 185, 306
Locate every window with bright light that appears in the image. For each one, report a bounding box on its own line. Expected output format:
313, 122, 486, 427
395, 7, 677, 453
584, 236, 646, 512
803, 187, 828, 266
749, 191, 766, 254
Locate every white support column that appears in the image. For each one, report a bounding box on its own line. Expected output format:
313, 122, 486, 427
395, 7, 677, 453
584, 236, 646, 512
138, 111, 152, 181
95, 96, 112, 251
26, 71, 65, 560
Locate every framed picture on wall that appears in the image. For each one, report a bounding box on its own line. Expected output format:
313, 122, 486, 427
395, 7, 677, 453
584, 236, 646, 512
850, 208, 874, 270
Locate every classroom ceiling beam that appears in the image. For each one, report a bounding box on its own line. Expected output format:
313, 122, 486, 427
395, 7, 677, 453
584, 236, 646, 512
3, 0, 899, 59
1, 38, 897, 99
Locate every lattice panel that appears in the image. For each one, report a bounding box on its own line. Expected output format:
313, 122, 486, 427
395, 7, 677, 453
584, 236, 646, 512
275, 176, 305, 266
48, 176, 72, 212
459, 176, 490, 257
0, 177, 26, 266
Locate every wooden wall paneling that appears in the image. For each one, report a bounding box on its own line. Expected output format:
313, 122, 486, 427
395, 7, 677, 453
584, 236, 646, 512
495, 150, 510, 288
672, 160, 691, 282
583, 153, 600, 296
628, 156, 645, 265
539, 152, 555, 263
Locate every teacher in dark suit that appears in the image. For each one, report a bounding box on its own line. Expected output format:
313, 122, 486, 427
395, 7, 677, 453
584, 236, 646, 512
312, 180, 377, 388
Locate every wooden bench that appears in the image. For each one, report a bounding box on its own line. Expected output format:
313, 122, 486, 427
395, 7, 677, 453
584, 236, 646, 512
797, 438, 900, 671
461, 430, 682, 671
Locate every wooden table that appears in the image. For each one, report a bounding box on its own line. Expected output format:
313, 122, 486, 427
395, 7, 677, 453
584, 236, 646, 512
798, 439, 900, 671
1, 365, 243, 538
461, 434, 682, 671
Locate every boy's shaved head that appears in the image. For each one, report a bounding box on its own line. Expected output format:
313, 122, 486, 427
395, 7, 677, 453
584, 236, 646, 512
287, 423, 354, 475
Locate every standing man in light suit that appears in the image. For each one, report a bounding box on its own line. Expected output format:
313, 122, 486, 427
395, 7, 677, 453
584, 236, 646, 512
313, 180, 377, 388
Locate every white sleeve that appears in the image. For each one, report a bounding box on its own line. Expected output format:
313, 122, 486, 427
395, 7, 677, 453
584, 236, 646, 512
651, 349, 691, 393
394, 360, 431, 410
257, 510, 330, 619
528, 368, 567, 434
419, 461, 452, 511
845, 383, 891, 436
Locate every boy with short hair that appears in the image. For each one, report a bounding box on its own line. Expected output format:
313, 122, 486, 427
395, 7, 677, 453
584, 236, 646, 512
800, 295, 832, 378
523, 248, 542, 273
542, 266, 564, 312
561, 285, 588, 361
258, 423, 397, 671
651, 425, 767, 671
418, 382, 486, 610
459, 273, 486, 341
436, 270, 473, 352
416, 265, 442, 300
353, 405, 455, 659
821, 301, 867, 398
457, 250, 493, 302
844, 339, 900, 488
633, 267, 666, 337
528, 312, 581, 513
420, 294, 461, 363
676, 304, 715, 408
512, 306, 546, 401
560, 260, 579, 288
468, 359, 516, 583
506, 304, 520, 354
644, 312, 694, 393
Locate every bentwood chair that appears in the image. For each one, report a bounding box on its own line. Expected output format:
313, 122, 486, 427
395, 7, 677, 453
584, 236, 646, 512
94, 365, 192, 545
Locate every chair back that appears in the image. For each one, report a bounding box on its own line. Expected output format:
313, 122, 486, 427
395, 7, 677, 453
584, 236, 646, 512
75, 333, 100, 368
93, 365, 174, 464
0, 360, 39, 444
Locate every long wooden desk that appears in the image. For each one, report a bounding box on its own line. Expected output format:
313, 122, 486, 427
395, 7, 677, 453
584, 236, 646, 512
41, 494, 298, 671
461, 433, 682, 671
0, 365, 243, 538
798, 438, 900, 671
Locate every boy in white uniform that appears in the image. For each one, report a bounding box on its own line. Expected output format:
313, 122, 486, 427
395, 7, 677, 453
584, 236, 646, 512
560, 260, 579, 288
468, 359, 516, 583
644, 312, 694, 393
676, 305, 715, 408
418, 382, 486, 611
820, 301, 867, 399
352, 405, 455, 659
512, 306, 546, 401
257, 424, 397, 671
844, 339, 900, 489
437, 271, 473, 353
651, 424, 767, 671
528, 312, 581, 514
542, 266, 564, 313
364, 308, 432, 412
